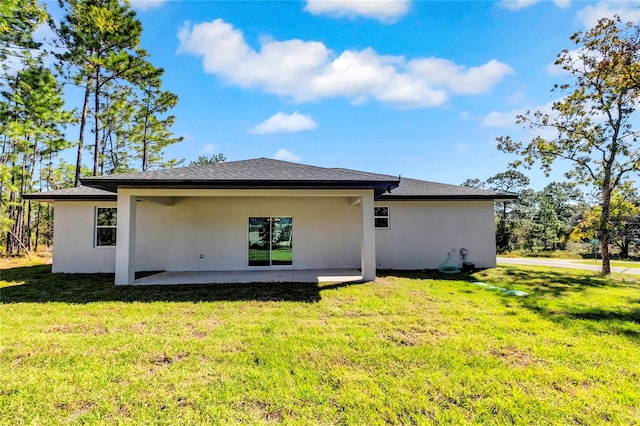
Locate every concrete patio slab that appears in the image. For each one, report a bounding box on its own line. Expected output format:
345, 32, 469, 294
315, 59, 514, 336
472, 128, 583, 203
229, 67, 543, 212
133, 269, 363, 285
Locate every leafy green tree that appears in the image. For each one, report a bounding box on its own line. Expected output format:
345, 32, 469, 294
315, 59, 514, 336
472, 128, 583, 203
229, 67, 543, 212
461, 178, 485, 189
486, 170, 530, 251
52, 0, 151, 183
0, 0, 46, 63
98, 82, 136, 174
538, 182, 585, 249
508, 189, 537, 250
190, 154, 226, 166
132, 72, 183, 171
531, 196, 562, 250
0, 60, 71, 253
572, 187, 640, 258
497, 16, 640, 274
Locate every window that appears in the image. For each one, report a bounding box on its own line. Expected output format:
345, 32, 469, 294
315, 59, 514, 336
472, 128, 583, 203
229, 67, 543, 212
374, 206, 389, 229
248, 217, 293, 266
95, 207, 117, 247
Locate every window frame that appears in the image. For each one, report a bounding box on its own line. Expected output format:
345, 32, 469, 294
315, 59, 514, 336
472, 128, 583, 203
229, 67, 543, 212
374, 206, 390, 229
248, 216, 293, 268
95, 207, 117, 247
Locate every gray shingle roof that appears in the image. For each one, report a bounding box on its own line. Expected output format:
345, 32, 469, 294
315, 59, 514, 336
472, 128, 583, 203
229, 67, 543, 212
378, 177, 517, 200
80, 158, 400, 191
23, 159, 516, 201
22, 186, 117, 201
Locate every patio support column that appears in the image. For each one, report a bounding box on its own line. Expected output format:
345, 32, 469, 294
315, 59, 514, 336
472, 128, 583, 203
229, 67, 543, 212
360, 191, 376, 281
115, 192, 137, 285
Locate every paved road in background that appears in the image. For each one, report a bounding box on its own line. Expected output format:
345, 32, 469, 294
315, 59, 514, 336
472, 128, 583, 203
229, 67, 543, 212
497, 257, 640, 275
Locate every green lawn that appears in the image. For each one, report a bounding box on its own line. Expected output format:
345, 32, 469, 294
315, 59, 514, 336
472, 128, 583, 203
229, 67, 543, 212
1, 260, 639, 425
574, 259, 640, 269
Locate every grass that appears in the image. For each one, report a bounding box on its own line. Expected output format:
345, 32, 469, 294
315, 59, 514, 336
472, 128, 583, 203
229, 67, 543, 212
1, 259, 639, 424
497, 249, 584, 259
574, 259, 640, 269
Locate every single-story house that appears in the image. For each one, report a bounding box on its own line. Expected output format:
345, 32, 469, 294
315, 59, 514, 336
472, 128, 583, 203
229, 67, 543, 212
23, 158, 515, 285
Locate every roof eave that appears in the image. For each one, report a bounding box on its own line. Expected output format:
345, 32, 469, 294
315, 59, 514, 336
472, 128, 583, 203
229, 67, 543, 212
80, 178, 401, 192
377, 194, 518, 201
21, 194, 118, 202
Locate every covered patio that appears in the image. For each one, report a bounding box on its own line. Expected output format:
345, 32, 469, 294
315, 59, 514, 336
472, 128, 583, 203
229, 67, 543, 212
134, 269, 363, 285
114, 187, 377, 285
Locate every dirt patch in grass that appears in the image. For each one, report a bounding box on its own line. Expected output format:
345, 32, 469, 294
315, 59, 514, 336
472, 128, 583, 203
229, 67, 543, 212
46, 323, 109, 335
148, 352, 191, 365
381, 325, 451, 347
241, 400, 291, 423
55, 400, 97, 418
489, 346, 540, 367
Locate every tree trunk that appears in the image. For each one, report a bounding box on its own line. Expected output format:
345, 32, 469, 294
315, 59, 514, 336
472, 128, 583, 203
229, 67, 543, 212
75, 85, 91, 187
142, 114, 149, 171
600, 185, 612, 275
34, 201, 41, 251
25, 200, 32, 251
93, 67, 101, 176
619, 238, 630, 259
9, 205, 24, 255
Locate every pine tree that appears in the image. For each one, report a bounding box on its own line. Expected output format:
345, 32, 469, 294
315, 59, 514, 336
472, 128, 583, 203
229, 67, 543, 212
0, 60, 71, 254
52, 0, 148, 182
132, 71, 184, 171
0, 0, 46, 63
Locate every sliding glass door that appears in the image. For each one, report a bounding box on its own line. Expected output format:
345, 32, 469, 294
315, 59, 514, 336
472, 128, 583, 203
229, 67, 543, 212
248, 217, 293, 267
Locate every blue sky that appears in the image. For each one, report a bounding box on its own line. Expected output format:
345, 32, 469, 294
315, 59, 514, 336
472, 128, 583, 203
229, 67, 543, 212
52, 1, 640, 188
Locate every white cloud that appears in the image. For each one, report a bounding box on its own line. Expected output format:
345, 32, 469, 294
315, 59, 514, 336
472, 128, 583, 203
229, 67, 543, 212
274, 149, 302, 162
456, 143, 470, 152
482, 110, 519, 128
546, 48, 585, 76
129, 0, 166, 10
251, 112, 318, 135
177, 19, 513, 109
499, 0, 570, 11
482, 102, 557, 128
305, 0, 410, 23
576, 1, 640, 28
407, 58, 514, 95
202, 143, 218, 154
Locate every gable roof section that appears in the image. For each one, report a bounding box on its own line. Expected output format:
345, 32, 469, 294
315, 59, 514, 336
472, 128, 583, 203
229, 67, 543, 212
378, 177, 517, 201
80, 158, 400, 193
21, 186, 117, 201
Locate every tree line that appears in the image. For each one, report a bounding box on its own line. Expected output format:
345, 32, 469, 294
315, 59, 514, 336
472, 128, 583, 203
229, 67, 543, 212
497, 16, 640, 274
1, 0, 183, 255
464, 171, 640, 259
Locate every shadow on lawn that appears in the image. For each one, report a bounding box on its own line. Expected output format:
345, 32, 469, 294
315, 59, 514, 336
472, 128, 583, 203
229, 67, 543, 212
522, 301, 640, 343
480, 265, 628, 295
484, 266, 640, 340
524, 302, 640, 323
377, 269, 479, 282
0, 264, 355, 304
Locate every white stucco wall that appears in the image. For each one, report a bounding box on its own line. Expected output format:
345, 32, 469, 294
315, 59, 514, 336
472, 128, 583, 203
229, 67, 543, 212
52, 202, 117, 273
51, 194, 497, 274
51, 194, 364, 273
134, 195, 362, 272
375, 200, 497, 269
